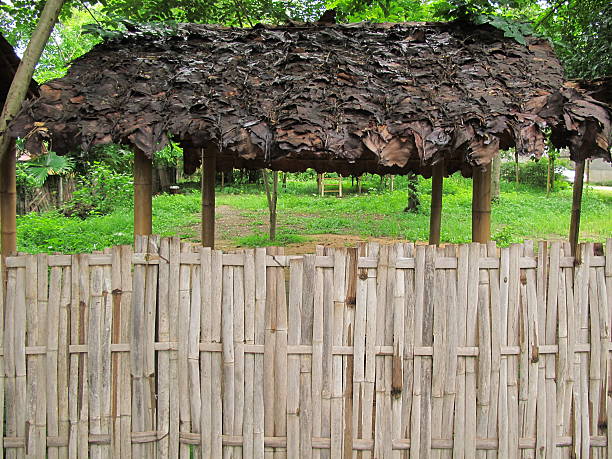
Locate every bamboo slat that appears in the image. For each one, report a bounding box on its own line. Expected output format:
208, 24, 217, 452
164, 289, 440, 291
401, 242, 415, 459
119, 245, 133, 459
25, 255, 38, 459
242, 249, 256, 459
233, 264, 245, 459
476, 245, 491, 459
300, 254, 315, 458
486, 242, 500, 459
157, 239, 171, 459
287, 258, 303, 458
200, 247, 213, 459
211, 249, 224, 458
222, 262, 235, 459
410, 245, 425, 459
131, 236, 148, 459
465, 244, 480, 458
274, 247, 288, 459
77, 253, 90, 459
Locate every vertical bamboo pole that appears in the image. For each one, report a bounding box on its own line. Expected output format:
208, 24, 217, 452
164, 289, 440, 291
429, 160, 444, 245
134, 149, 152, 237
569, 160, 585, 256
1, 139, 17, 257
201, 146, 217, 248
471, 164, 491, 243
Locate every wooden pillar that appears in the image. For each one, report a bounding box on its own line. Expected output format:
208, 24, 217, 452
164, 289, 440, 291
201, 146, 217, 248
472, 163, 491, 243
429, 160, 444, 245
569, 160, 585, 256
134, 149, 153, 237
1, 140, 17, 257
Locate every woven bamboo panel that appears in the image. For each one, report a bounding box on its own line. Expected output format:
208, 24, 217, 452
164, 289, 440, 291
1, 237, 611, 458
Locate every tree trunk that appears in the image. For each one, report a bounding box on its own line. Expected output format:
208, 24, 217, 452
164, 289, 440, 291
546, 156, 552, 196
262, 169, 278, 241
515, 152, 520, 183
404, 172, 419, 212
491, 155, 501, 201
569, 160, 585, 256
0, 0, 66, 164
550, 156, 555, 193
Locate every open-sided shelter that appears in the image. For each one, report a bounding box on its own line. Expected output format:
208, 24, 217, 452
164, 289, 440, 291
7, 21, 612, 252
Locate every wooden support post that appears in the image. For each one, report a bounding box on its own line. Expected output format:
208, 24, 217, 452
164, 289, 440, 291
472, 163, 491, 243
201, 146, 217, 248
569, 160, 585, 256
0, 139, 17, 257
429, 160, 444, 245
134, 149, 153, 237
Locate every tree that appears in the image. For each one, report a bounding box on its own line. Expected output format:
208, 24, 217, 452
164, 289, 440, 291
262, 169, 278, 241
1, 0, 66, 164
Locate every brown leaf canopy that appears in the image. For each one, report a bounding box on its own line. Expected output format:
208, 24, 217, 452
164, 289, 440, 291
9, 21, 611, 176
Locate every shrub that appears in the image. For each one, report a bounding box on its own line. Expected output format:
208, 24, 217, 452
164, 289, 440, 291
501, 157, 569, 189
63, 162, 133, 217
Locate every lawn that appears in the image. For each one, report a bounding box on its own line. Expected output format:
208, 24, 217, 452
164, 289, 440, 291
16, 174, 612, 253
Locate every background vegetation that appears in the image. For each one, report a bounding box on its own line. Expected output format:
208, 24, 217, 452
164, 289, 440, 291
1, 0, 610, 253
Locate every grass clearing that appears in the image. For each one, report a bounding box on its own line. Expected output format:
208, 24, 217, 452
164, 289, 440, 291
16, 173, 612, 253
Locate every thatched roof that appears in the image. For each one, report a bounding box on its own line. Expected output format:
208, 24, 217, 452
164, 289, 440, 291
0, 34, 38, 104
8, 21, 612, 176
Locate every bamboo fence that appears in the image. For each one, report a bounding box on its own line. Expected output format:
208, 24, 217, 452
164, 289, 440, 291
1, 236, 611, 458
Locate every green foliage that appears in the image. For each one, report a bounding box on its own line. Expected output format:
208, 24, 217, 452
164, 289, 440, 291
34, 9, 103, 82
500, 157, 569, 189
14, 173, 612, 253
154, 142, 182, 167
536, 0, 612, 79
63, 162, 133, 217
85, 143, 134, 174
18, 151, 75, 187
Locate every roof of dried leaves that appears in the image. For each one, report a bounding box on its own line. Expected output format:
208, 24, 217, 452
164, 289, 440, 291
9, 21, 611, 176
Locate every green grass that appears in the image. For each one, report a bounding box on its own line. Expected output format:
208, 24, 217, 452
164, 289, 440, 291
16, 174, 612, 253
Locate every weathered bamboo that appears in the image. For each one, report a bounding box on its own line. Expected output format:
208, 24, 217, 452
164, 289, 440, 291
201, 146, 217, 247
134, 149, 153, 236
472, 164, 492, 243
0, 141, 17, 257
569, 160, 585, 256
429, 160, 444, 245
0, 238, 610, 457
287, 258, 303, 458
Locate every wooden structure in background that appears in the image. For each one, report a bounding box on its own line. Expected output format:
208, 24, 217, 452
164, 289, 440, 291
318, 173, 343, 197
1, 236, 611, 456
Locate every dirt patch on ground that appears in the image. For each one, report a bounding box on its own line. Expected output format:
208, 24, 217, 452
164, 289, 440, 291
198, 205, 413, 253
218, 233, 412, 253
